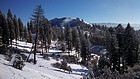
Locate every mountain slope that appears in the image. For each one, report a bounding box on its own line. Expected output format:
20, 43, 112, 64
50, 17, 92, 27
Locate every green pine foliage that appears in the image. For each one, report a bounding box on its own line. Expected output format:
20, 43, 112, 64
123, 23, 139, 67
18, 18, 24, 40
65, 23, 72, 53
0, 27, 3, 47
26, 21, 32, 42
7, 9, 15, 46
0, 10, 9, 47
13, 14, 19, 47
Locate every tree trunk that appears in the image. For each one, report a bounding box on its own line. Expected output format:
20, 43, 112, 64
41, 41, 44, 55
11, 39, 12, 47
34, 24, 38, 64
34, 33, 37, 64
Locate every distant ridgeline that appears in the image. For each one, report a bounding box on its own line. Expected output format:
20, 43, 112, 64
94, 23, 140, 30
50, 17, 92, 27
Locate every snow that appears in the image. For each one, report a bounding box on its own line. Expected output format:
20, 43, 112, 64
63, 17, 73, 23
83, 21, 93, 27
0, 40, 88, 79
12, 40, 32, 52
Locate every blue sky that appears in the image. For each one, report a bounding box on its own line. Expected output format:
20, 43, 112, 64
0, 0, 140, 25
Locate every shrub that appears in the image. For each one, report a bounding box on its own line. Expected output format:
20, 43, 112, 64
51, 53, 60, 61
43, 54, 50, 60
61, 55, 78, 64
51, 61, 72, 73
51, 62, 61, 68
4, 47, 27, 61
12, 54, 25, 70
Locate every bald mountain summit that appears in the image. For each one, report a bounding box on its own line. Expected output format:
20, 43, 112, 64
50, 17, 92, 27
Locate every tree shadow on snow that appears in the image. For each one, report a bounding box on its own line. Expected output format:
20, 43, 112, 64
16, 44, 31, 49
71, 69, 88, 76
52, 68, 87, 76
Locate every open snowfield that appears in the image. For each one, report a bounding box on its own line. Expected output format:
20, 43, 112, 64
0, 40, 88, 79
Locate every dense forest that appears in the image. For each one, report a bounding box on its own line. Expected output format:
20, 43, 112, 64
0, 5, 140, 79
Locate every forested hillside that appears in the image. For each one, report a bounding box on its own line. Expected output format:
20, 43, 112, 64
0, 5, 140, 79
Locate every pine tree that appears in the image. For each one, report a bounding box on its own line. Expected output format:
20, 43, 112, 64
42, 18, 52, 53
106, 27, 120, 71
110, 34, 119, 71
72, 28, 78, 48
115, 24, 125, 73
51, 27, 58, 41
65, 23, 72, 54
80, 32, 90, 64
0, 10, 9, 47
7, 9, 15, 46
31, 5, 44, 64
0, 27, 3, 47
18, 18, 24, 40
7, 9, 12, 18
23, 26, 28, 43
28, 20, 34, 33
13, 14, 19, 47
27, 21, 32, 42
72, 28, 81, 57
123, 23, 139, 67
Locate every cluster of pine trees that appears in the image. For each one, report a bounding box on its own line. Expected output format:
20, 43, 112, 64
53, 21, 140, 71
99, 23, 139, 73
82, 24, 140, 79
51, 24, 91, 63
0, 9, 28, 48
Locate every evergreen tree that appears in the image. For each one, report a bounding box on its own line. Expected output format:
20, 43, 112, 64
80, 32, 90, 63
56, 26, 64, 42
18, 18, 24, 40
72, 28, 78, 48
7, 9, 15, 46
29, 20, 34, 33
109, 34, 119, 71
27, 21, 32, 42
31, 5, 44, 64
123, 23, 139, 67
23, 26, 28, 43
13, 14, 19, 47
115, 24, 125, 73
0, 27, 3, 47
0, 10, 9, 47
43, 18, 52, 53
106, 27, 119, 71
65, 23, 72, 54
72, 28, 81, 57
51, 27, 58, 41
7, 9, 12, 18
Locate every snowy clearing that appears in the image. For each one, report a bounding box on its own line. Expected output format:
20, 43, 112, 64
0, 40, 88, 79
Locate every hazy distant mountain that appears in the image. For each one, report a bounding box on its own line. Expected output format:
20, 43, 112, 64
50, 17, 92, 27
94, 23, 140, 30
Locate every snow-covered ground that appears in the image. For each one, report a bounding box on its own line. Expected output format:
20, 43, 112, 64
0, 40, 88, 79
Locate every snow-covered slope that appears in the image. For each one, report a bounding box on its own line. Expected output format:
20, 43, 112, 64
0, 41, 88, 79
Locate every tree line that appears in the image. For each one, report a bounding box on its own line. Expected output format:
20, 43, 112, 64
0, 9, 27, 48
